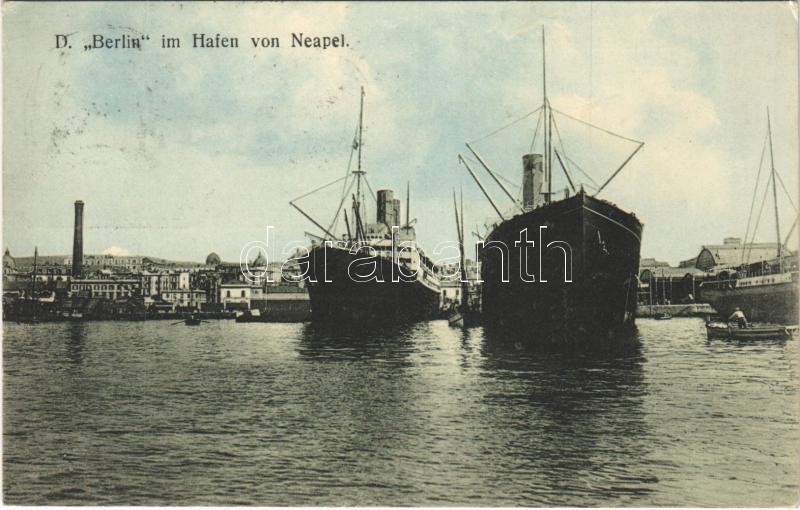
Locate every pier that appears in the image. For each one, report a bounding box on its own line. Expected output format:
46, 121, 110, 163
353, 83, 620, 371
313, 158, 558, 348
636, 303, 716, 318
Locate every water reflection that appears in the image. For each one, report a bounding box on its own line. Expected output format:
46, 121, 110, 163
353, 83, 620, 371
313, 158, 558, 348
706, 336, 790, 349
3, 320, 797, 506
291, 321, 427, 494
481, 322, 641, 355
477, 326, 655, 503
65, 322, 87, 365
295, 321, 421, 364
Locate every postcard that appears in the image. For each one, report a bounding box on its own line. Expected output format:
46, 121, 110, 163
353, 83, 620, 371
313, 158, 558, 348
3, 2, 798, 506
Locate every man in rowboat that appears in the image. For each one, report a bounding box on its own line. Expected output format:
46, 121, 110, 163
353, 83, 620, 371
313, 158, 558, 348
728, 307, 748, 329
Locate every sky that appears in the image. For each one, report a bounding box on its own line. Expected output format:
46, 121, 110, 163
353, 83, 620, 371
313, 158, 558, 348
3, 2, 799, 265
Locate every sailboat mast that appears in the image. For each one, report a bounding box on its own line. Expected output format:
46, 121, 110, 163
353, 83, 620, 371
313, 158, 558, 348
542, 27, 552, 203
454, 190, 469, 311
30, 246, 38, 299
767, 108, 782, 271
460, 187, 465, 248
460, 188, 469, 305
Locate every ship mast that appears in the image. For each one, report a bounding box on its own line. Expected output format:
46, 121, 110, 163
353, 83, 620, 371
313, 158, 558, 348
460, 27, 643, 218
767, 108, 783, 272
30, 245, 38, 300
460, 187, 469, 310
289, 88, 374, 244
353, 86, 366, 242
453, 189, 469, 313
406, 181, 411, 228
542, 27, 552, 204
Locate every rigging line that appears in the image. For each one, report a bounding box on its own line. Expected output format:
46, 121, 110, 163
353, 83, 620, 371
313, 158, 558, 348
774, 170, 797, 212
326, 176, 358, 236
783, 214, 798, 247
553, 149, 576, 192
551, 103, 569, 156
745, 171, 773, 264
289, 175, 349, 203
363, 176, 378, 203
551, 107, 644, 145
593, 141, 644, 197
742, 131, 769, 263
496, 172, 521, 189
458, 154, 505, 221
529, 108, 544, 152
341, 123, 360, 197
783, 214, 798, 248
551, 108, 576, 187
329, 174, 352, 234
290, 202, 338, 241
453, 190, 463, 247
461, 154, 521, 190
465, 143, 524, 212
562, 153, 600, 188
467, 105, 544, 145
767, 108, 783, 269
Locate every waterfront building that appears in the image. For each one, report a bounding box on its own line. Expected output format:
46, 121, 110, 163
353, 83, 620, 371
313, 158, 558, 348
69, 278, 141, 300
437, 259, 479, 309
691, 237, 787, 271
159, 289, 208, 312
638, 264, 707, 305
250, 283, 311, 321
5, 253, 72, 283
219, 280, 264, 310
635, 236, 789, 306
2, 237, 315, 317
62, 254, 209, 274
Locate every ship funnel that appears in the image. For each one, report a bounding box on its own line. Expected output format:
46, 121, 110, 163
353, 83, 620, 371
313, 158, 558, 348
522, 154, 545, 210
377, 189, 395, 226
392, 198, 401, 227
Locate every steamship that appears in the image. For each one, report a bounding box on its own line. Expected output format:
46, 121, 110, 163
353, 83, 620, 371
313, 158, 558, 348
292, 88, 441, 325
701, 265, 798, 324
464, 31, 644, 343
700, 111, 799, 325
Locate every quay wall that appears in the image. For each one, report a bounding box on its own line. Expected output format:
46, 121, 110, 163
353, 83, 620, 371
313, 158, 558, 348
636, 303, 717, 318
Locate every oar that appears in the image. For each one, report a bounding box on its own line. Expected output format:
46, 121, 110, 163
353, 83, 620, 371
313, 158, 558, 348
170, 320, 186, 326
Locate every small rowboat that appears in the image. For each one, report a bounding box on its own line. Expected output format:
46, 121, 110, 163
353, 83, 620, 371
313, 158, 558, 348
171, 316, 207, 326
447, 309, 481, 328
447, 311, 464, 328
705, 322, 798, 340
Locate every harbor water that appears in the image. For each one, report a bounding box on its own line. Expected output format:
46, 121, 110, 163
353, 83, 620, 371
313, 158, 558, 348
3, 318, 799, 505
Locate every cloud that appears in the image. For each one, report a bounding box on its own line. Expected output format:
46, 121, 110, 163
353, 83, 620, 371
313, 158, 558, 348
102, 246, 130, 256
3, 2, 797, 265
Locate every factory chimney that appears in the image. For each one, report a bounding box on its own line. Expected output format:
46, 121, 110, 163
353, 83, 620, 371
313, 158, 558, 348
72, 200, 84, 278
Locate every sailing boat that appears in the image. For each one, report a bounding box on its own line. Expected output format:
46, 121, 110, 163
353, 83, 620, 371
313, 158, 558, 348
447, 189, 480, 328
17, 246, 42, 322
462, 29, 644, 342
700, 109, 799, 325
291, 88, 441, 325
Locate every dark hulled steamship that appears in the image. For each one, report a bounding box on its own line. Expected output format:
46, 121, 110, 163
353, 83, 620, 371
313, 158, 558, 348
464, 31, 644, 343
292, 88, 441, 325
